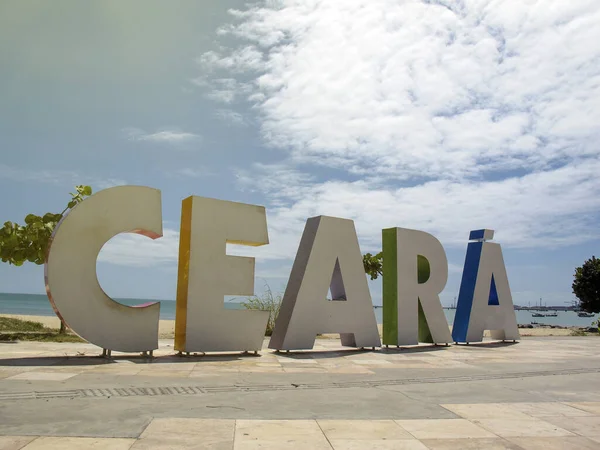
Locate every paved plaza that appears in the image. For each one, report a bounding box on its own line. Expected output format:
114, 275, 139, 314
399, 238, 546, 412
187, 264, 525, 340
0, 337, 599, 449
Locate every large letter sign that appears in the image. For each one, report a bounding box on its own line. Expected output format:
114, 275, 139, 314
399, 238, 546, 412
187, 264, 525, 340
269, 216, 381, 350
452, 229, 520, 343
382, 228, 452, 346
44, 186, 523, 354
45, 186, 162, 353
174, 196, 270, 353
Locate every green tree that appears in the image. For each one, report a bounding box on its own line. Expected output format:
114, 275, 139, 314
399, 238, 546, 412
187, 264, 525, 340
363, 252, 383, 280
0, 185, 93, 333
572, 256, 600, 314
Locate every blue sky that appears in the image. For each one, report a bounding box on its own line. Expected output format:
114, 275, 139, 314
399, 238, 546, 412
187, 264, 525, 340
1, 0, 599, 307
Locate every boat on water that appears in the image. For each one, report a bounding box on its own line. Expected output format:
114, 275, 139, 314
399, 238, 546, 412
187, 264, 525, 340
545, 312, 558, 317
577, 312, 595, 318
531, 313, 544, 317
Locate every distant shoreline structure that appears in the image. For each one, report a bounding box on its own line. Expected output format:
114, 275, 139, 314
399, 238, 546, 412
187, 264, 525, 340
374, 305, 583, 313
437, 305, 582, 312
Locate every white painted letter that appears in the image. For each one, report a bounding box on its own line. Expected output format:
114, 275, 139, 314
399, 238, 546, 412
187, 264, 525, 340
452, 229, 520, 343
382, 228, 451, 346
174, 196, 269, 352
269, 216, 381, 350
45, 186, 162, 353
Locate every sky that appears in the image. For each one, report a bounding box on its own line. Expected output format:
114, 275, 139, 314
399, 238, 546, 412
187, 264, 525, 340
1, 0, 599, 307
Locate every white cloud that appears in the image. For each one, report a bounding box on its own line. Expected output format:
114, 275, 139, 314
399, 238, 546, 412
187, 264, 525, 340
124, 127, 201, 144
193, 0, 600, 256
94, 178, 127, 189
0, 164, 77, 184
199, 0, 600, 176
237, 159, 600, 256
97, 227, 180, 267
94, 1, 600, 278
192, 77, 254, 104
171, 167, 212, 178
0, 164, 126, 191
235, 162, 314, 203
215, 109, 249, 126
198, 46, 265, 73
207, 89, 237, 104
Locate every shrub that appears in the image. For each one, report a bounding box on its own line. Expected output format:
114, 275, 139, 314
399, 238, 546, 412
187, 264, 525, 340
240, 284, 282, 336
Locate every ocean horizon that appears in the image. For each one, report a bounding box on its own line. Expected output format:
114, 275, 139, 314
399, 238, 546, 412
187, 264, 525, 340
0, 292, 597, 327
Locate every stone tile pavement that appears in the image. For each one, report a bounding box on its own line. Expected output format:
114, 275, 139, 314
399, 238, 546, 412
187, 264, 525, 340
1, 337, 599, 448
0, 337, 599, 381
1, 404, 599, 449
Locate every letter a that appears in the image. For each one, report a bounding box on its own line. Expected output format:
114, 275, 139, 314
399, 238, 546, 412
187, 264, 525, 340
382, 228, 452, 346
452, 229, 520, 343
269, 216, 381, 350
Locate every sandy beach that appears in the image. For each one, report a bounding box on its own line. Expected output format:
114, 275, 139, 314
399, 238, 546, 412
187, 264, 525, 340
0, 314, 579, 338
1, 314, 177, 339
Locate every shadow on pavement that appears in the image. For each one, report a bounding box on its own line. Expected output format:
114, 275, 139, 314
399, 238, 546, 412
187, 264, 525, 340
0, 352, 262, 367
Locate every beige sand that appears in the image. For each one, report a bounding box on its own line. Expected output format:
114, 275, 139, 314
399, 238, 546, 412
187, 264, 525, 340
1, 314, 577, 339
2, 314, 176, 339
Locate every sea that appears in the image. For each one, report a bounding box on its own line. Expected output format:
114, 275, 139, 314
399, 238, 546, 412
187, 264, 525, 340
0, 292, 597, 327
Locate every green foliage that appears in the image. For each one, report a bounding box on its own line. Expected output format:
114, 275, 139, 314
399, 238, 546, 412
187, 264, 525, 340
572, 256, 600, 314
0, 316, 48, 332
0, 185, 92, 266
240, 283, 282, 336
0, 317, 84, 342
362, 252, 430, 282
570, 329, 588, 337
363, 252, 383, 280
0, 332, 85, 343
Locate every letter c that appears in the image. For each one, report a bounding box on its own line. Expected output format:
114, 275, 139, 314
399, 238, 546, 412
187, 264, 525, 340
45, 186, 162, 352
